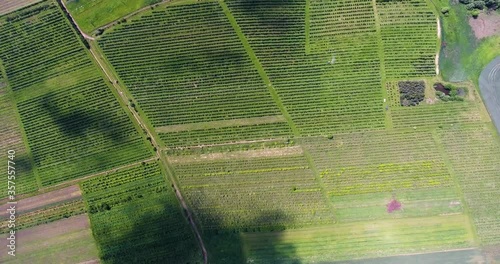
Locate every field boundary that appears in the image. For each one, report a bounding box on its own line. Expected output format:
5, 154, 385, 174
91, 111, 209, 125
220, 0, 336, 215
156, 115, 286, 133
0, 0, 43, 16
0, 59, 43, 190
431, 130, 479, 245
371, 0, 392, 129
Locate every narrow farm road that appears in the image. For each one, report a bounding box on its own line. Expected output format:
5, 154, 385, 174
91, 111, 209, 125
58, 0, 95, 40
58, 2, 209, 262
89, 48, 209, 264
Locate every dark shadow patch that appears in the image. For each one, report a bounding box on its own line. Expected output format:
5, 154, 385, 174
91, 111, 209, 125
38, 92, 129, 143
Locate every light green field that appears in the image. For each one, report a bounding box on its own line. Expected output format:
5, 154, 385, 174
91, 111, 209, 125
0, 0, 43, 16
67, 0, 162, 33
242, 215, 474, 263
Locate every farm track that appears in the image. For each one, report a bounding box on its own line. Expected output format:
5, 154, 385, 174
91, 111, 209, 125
59, 0, 95, 40
89, 46, 209, 264
57, 3, 209, 261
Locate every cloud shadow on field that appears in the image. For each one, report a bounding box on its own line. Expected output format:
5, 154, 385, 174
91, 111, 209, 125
38, 92, 130, 143
87, 180, 300, 264
192, 205, 300, 263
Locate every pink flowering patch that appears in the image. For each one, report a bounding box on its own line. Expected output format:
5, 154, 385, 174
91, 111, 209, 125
386, 199, 402, 213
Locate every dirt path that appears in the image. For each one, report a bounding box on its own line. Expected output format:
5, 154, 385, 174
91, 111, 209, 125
170, 146, 303, 163
436, 17, 441, 76
58, 0, 95, 40
89, 42, 209, 264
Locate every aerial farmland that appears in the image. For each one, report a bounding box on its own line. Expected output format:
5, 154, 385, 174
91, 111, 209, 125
0, 0, 499, 263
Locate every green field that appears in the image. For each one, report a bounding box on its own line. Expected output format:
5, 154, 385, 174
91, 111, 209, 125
97, 2, 293, 147
66, 0, 162, 33
242, 215, 474, 262
0, 2, 152, 187
171, 149, 334, 230
0, 73, 38, 196
0, 0, 499, 263
80, 161, 202, 263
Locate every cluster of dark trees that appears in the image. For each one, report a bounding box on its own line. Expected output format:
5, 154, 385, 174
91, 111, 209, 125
399, 81, 425, 107
459, 0, 499, 10
458, 0, 499, 18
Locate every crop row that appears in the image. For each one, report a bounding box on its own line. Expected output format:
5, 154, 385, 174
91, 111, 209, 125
0, 2, 92, 92
98, 3, 287, 147
0, 2, 152, 187
301, 129, 443, 168
377, 0, 437, 78
228, 0, 386, 135
0, 90, 38, 197
242, 215, 472, 263
173, 154, 334, 230
391, 102, 483, 128
385, 81, 402, 106
17, 78, 151, 186
320, 160, 453, 196
438, 124, 500, 245
0, 199, 85, 234
80, 162, 202, 264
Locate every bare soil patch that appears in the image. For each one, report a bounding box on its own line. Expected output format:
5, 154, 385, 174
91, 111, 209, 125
0, 185, 81, 218
469, 13, 500, 39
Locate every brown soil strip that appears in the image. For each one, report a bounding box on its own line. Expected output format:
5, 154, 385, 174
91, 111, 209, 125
156, 115, 286, 133
0, 185, 81, 218
170, 146, 303, 163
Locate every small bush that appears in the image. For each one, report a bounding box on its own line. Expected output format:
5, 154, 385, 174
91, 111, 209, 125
471, 9, 480, 18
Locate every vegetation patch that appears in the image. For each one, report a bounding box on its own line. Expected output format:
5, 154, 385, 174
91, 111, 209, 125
173, 153, 333, 230
66, 0, 162, 33
434, 82, 467, 101
398, 81, 426, 106
0, 2, 152, 187
80, 162, 202, 263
